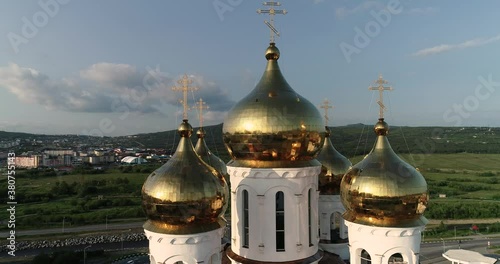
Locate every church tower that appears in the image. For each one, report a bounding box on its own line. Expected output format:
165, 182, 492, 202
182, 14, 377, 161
316, 99, 352, 260
223, 2, 325, 263
141, 75, 229, 264
340, 75, 429, 264
194, 98, 230, 184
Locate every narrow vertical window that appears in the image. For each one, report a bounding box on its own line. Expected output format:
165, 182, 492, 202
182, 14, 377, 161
308, 188, 312, 246
276, 191, 285, 251
243, 190, 249, 248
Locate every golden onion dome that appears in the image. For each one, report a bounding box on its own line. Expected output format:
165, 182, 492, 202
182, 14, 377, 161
223, 43, 325, 168
142, 120, 228, 234
317, 127, 352, 195
340, 118, 429, 227
195, 128, 230, 184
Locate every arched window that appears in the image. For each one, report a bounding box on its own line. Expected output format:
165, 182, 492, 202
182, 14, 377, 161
388, 253, 404, 264
330, 212, 342, 242
361, 249, 371, 264
308, 188, 313, 246
243, 190, 249, 248
276, 191, 285, 252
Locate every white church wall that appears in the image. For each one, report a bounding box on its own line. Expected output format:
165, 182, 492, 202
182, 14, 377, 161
318, 194, 349, 260
144, 228, 225, 264
228, 165, 321, 263
345, 221, 424, 264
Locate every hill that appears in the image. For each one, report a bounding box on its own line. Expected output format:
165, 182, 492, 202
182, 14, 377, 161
127, 124, 500, 161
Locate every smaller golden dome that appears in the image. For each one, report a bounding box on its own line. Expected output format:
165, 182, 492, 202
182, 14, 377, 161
195, 128, 230, 185
340, 118, 428, 227
142, 120, 228, 234
317, 126, 352, 195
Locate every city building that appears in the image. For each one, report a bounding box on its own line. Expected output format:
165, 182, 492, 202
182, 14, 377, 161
443, 249, 499, 264
15, 155, 41, 168
121, 156, 148, 165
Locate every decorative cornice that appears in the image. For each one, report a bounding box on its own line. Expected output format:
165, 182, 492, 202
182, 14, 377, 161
227, 166, 321, 179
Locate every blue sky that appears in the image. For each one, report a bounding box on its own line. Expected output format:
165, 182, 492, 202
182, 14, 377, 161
1, 0, 499, 136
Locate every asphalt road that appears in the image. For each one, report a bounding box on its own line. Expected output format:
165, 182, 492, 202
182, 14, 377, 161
0, 221, 145, 238
2, 222, 500, 263
420, 237, 500, 263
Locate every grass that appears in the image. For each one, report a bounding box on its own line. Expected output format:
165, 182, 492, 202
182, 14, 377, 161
1, 153, 500, 232
0, 169, 149, 230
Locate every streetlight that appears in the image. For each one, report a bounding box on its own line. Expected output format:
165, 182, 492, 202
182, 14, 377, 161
440, 238, 446, 253
84, 245, 92, 264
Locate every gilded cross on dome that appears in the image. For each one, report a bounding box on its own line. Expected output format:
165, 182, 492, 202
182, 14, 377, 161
194, 98, 209, 128
172, 74, 199, 120
369, 74, 393, 119
319, 98, 334, 127
257, 1, 287, 43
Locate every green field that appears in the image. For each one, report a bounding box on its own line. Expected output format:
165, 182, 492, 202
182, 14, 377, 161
1, 153, 500, 231
0, 166, 150, 230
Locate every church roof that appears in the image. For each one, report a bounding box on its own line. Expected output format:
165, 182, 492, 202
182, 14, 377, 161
141, 119, 228, 234
223, 43, 325, 169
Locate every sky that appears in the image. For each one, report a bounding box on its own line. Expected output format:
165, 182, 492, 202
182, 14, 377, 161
1, 0, 500, 136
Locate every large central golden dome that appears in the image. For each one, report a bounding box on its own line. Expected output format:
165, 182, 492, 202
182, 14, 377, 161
223, 43, 325, 168
340, 119, 428, 227
142, 120, 228, 234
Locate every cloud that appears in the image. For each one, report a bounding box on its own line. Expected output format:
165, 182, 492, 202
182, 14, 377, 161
80, 63, 143, 88
198, 110, 228, 126
412, 34, 500, 57
313, 0, 324, 4
335, 1, 384, 19
0, 63, 235, 114
407, 7, 439, 15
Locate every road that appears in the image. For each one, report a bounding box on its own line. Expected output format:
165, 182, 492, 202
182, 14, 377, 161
2, 222, 499, 263
0, 221, 145, 238
420, 236, 500, 263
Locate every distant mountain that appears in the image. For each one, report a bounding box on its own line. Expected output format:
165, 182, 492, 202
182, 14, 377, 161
128, 124, 500, 161
3, 125, 500, 161
0, 131, 36, 139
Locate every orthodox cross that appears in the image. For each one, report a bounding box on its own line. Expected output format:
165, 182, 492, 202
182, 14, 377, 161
369, 74, 393, 119
172, 74, 199, 120
194, 98, 209, 128
320, 98, 334, 127
257, 1, 287, 43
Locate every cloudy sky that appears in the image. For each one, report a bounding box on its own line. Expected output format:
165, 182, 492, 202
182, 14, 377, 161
1, 0, 499, 136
